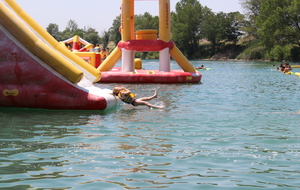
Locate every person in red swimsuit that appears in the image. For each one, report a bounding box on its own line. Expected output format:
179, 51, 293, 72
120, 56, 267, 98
112, 87, 164, 109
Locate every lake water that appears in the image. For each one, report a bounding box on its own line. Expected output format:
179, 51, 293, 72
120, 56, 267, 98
1, 60, 300, 190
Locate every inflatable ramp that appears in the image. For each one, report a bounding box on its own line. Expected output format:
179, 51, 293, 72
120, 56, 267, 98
0, 0, 117, 110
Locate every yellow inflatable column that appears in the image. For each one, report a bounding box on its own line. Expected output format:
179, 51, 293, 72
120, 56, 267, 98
159, 0, 171, 42
121, 0, 135, 72
72, 35, 79, 52
0, 2, 84, 84
121, 0, 131, 42
159, 0, 171, 72
130, 0, 135, 40
170, 45, 197, 72
159, 1, 196, 73
97, 48, 122, 71
97, 0, 134, 72
5, 0, 101, 82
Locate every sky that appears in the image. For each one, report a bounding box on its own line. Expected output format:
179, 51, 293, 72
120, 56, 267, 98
14, 0, 243, 34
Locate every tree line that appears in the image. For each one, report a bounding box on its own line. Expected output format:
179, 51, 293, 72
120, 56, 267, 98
46, 0, 300, 61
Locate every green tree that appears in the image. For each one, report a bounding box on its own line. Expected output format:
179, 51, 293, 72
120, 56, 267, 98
257, 0, 300, 49
83, 27, 101, 45
225, 12, 245, 44
201, 9, 219, 53
135, 12, 159, 31
46, 23, 60, 40
172, 0, 203, 58
287, 0, 300, 46
240, 0, 265, 38
58, 20, 84, 40
72, 29, 84, 38
109, 15, 121, 45
66, 19, 78, 33
201, 11, 244, 53
59, 27, 72, 41
101, 30, 110, 48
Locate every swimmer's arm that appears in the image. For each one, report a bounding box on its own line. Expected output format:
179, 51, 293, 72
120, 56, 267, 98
120, 87, 137, 96
120, 87, 132, 95
119, 90, 131, 96
122, 91, 132, 95
121, 87, 130, 91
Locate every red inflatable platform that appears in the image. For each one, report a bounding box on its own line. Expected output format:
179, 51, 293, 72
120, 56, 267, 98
99, 67, 201, 83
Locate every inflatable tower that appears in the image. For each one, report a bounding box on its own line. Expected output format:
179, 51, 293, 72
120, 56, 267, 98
98, 0, 201, 83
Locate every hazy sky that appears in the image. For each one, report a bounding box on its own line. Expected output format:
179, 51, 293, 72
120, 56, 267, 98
14, 0, 243, 34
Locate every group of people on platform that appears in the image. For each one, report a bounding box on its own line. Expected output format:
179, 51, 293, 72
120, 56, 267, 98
93, 44, 110, 61
276, 62, 292, 73
64, 42, 111, 61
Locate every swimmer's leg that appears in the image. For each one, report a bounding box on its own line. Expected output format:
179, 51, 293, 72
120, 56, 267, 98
136, 90, 158, 101
134, 100, 164, 109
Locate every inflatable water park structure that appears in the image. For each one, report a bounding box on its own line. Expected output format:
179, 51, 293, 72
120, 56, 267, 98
0, 0, 117, 110
61, 35, 102, 68
0, 0, 201, 110
98, 0, 201, 83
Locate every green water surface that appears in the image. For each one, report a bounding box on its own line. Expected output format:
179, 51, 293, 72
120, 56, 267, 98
0, 61, 300, 190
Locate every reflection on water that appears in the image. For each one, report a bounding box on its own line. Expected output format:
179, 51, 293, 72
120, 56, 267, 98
1, 61, 300, 189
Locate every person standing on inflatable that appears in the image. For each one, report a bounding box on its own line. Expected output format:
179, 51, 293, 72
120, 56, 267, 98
112, 87, 164, 109
100, 48, 107, 61
106, 48, 111, 56
94, 44, 100, 53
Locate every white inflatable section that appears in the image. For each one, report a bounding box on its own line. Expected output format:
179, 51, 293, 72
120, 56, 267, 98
78, 77, 119, 109
122, 49, 135, 72
159, 48, 170, 72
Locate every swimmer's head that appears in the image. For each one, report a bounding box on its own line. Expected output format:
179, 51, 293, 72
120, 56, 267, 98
112, 87, 123, 96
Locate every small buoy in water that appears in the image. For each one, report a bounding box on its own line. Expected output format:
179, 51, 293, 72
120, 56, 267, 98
134, 58, 142, 70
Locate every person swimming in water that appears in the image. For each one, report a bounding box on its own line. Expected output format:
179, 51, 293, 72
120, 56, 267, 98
112, 87, 165, 109
195, 65, 206, 70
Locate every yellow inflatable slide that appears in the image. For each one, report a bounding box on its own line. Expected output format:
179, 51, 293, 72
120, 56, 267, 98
1, 0, 101, 83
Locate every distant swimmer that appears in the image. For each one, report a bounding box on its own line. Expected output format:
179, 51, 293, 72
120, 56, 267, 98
195, 65, 206, 70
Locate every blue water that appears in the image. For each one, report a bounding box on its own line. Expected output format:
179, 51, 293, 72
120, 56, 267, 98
1, 60, 300, 190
